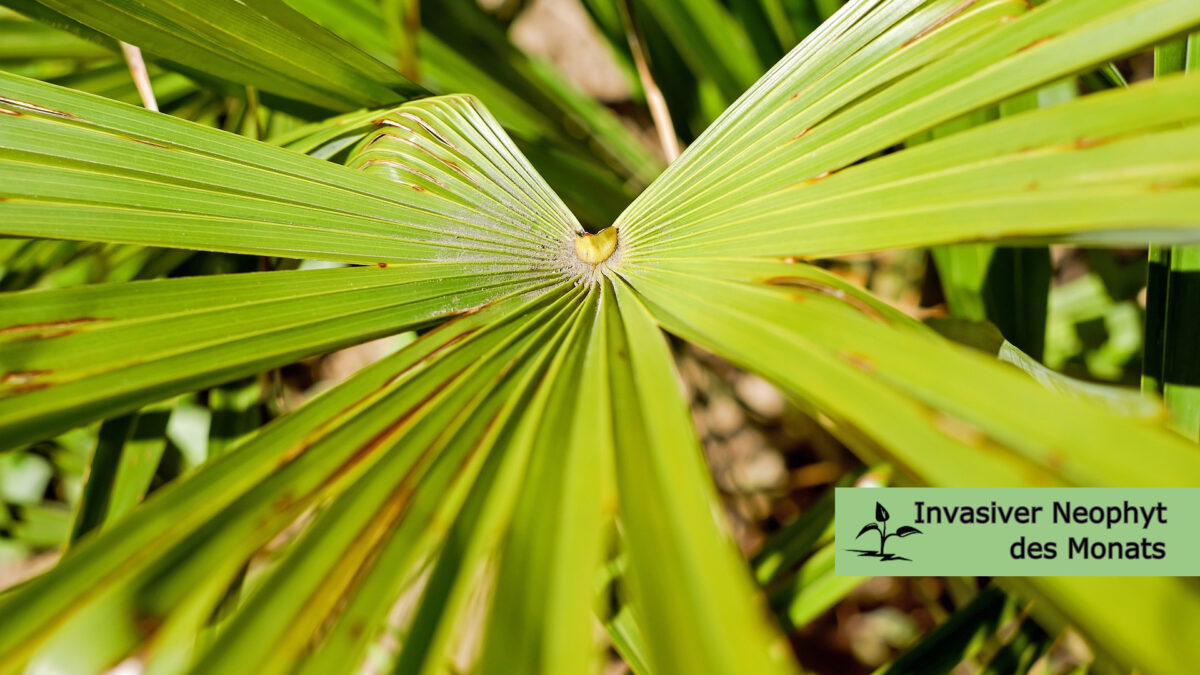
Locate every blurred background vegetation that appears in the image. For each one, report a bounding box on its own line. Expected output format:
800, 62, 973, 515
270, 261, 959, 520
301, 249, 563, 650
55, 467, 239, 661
0, 1, 1184, 672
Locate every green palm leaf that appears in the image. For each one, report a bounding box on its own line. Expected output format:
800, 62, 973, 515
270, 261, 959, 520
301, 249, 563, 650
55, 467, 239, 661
0, 0, 1198, 674
0, 265, 549, 448
0, 73, 571, 261
618, 0, 1200, 254
3, 0, 424, 110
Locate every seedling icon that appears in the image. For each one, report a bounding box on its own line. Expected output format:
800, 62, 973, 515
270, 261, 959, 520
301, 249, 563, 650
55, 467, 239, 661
850, 502, 922, 561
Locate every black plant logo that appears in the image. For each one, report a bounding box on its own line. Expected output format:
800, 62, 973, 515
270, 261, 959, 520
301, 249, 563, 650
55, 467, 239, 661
848, 502, 922, 562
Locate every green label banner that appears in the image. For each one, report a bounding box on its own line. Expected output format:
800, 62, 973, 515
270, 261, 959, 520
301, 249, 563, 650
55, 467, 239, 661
835, 488, 1200, 576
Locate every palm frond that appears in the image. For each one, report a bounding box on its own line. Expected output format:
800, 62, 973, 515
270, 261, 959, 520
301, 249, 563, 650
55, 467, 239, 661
4, 0, 423, 110
618, 0, 1200, 254
0, 1, 1198, 673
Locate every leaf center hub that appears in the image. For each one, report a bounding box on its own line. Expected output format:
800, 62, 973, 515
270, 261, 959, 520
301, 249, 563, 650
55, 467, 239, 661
573, 227, 618, 265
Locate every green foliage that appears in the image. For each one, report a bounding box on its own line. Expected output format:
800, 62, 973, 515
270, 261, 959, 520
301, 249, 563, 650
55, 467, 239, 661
0, 1, 1198, 674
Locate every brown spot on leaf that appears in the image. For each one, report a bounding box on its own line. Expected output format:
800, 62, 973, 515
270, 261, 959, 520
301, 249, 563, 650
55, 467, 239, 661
127, 136, 170, 149
273, 493, 296, 513
362, 132, 387, 149
765, 277, 889, 324
434, 156, 477, 185
1, 370, 51, 384
801, 170, 834, 185
133, 611, 165, 638
1017, 36, 1054, 53
840, 352, 874, 373
0, 317, 107, 336
1148, 179, 1190, 192
397, 112, 457, 149
931, 411, 987, 446
902, 0, 980, 48
1, 370, 54, 394
278, 330, 484, 469
11, 382, 51, 393
29, 329, 80, 340
786, 128, 811, 144
439, 158, 465, 175
0, 96, 78, 119
275, 440, 311, 468
328, 376, 459, 481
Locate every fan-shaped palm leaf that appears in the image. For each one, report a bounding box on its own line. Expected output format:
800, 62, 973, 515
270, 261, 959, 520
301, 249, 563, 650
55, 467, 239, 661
1, 0, 1198, 673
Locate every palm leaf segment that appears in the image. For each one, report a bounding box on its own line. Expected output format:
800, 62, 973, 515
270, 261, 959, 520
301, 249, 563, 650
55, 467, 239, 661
1, 0, 1199, 673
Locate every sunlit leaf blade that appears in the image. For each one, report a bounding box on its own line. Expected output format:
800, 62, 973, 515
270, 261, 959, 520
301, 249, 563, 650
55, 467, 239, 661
0, 76, 660, 675
191, 289, 589, 675
618, 0, 1200, 253
629, 259, 1200, 486
279, 0, 661, 226
607, 281, 797, 675
2, 0, 1198, 672
0, 287, 568, 673
0, 74, 582, 264
998, 341, 1163, 420
476, 292, 613, 674
0, 265, 551, 450
268, 107, 384, 156
293, 307, 595, 675
2, 0, 424, 111
626, 75, 1200, 258
624, 259, 1200, 672
391, 296, 601, 675
348, 101, 580, 247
